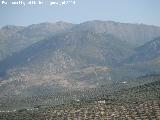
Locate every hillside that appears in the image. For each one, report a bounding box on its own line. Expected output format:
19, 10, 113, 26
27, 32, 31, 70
0, 22, 74, 62
112, 37, 160, 80
0, 31, 133, 96
126, 37, 160, 63
0, 75, 160, 120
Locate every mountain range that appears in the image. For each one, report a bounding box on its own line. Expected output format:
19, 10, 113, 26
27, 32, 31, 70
0, 20, 160, 101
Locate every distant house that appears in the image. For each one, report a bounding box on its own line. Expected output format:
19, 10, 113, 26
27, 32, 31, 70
122, 81, 127, 84
98, 100, 106, 104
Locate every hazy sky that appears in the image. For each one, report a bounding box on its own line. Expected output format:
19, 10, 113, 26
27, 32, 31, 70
0, 0, 160, 27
